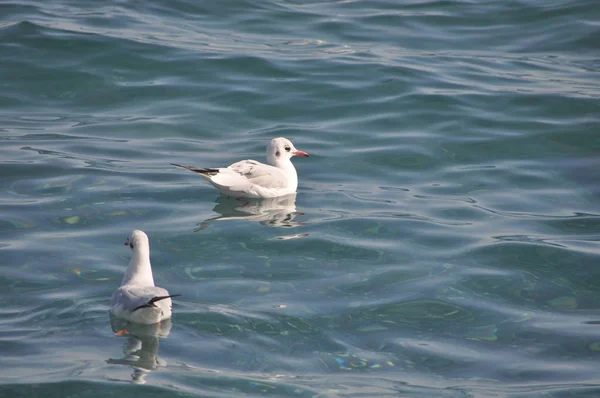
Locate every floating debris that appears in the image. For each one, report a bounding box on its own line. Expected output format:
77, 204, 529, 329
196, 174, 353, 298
366, 223, 383, 234
106, 210, 128, 216
378, 300, 471, 320
62, 215, 80, 225
356, 324, 388, 332
184, 266, 207, 280
257, 285, 271, 293
248, 381, 276, 392
0, 219, 34, 230
466, 324, 498, 342
588, 342, 600, 351
548, 296, 577, 309
513, 313, 532, 323
274, 233, 309, 240
43, 181, 72, 193
321, 352, 395, 372
70, 267, 111, 281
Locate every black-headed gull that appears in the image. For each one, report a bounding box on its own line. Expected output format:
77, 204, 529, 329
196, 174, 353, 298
110, 230, 178, 325
172, 137, 309, 198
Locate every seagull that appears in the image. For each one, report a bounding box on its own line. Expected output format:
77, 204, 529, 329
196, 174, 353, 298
172, 137, 309, 198
110, 230, 178, 325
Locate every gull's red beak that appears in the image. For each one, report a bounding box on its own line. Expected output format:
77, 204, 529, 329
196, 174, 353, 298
293, 150, 309, 158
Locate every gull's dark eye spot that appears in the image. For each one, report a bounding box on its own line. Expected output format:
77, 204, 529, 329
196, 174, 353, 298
285, 146, 291, 152
276, 151, 280, 157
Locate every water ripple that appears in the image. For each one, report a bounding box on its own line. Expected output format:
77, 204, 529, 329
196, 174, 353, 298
2, 0, 600, 395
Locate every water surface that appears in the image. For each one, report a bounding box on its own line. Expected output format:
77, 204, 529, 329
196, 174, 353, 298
1, 0, 600, 397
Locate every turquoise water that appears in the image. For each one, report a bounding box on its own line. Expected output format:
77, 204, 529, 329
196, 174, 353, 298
1, 0, 600, 396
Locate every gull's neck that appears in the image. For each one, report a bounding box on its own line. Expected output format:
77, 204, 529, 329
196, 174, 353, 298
266, 151, 298, 190
276, 158, 298, 190
267, 151, 294, 169
121, 245, 155, 287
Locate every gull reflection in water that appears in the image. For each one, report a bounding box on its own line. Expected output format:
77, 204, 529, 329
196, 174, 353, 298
107, 313, 172, 384
196, 193, 306, 231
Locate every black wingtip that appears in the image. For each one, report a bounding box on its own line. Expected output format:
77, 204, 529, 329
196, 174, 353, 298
171, 164, 219, 176
132, 294, 181, 312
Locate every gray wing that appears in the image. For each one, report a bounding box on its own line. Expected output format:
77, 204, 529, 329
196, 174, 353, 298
227, 160, 287, 189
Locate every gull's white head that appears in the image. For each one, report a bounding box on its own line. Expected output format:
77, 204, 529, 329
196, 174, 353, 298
266, 137, 309, 166
125, 229, 150, 252
121, 229, 153, 286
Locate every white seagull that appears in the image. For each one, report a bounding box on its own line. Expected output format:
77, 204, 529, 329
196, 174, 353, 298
110, 230, 178, 325
172, 137, 309, 198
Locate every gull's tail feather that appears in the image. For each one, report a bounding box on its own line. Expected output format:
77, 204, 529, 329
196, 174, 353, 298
133, 294, 181, 312
172, 163, 219, 177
